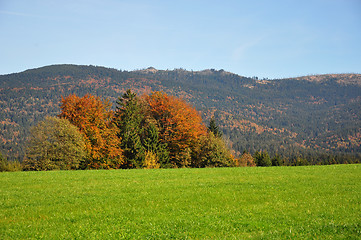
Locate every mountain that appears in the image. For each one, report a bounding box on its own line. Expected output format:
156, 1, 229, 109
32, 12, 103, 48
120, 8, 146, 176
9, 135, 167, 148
1, 64, 360, 162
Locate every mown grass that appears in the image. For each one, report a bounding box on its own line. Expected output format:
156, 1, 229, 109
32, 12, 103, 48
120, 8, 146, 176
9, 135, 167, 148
1, 165, 360, 239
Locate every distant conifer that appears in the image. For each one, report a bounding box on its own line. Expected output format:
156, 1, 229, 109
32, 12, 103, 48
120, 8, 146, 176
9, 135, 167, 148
208, 117, 222, 138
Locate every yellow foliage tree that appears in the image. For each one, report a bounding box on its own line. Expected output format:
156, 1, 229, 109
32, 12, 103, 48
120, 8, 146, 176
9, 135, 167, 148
143, 151, 160, 169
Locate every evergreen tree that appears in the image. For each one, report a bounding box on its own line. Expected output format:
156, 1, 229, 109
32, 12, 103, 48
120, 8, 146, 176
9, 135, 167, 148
114, 90, 145, 168
271, 154, 283, 166
208, 117, 222, 138
0, 152, 4, 162
0, 152, 8, 171
254, 150, 272, 167
142, 123, 169, 167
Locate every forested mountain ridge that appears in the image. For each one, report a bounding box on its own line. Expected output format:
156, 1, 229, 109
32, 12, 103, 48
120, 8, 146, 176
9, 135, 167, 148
1, 64, 360, 162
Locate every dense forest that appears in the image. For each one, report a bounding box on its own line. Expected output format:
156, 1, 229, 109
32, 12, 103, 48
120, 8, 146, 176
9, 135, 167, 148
0, 64, 360, 165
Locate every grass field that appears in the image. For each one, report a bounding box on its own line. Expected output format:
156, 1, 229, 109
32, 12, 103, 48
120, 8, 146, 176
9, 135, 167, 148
1, 165, 360, 239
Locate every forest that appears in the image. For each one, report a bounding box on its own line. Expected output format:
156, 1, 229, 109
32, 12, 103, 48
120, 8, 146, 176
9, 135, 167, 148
0, 64, 361, 169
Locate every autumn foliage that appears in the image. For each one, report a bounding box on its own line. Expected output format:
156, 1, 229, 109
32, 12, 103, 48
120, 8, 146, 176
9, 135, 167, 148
25, 90, 235, 170
145, 92, 207, 167
59, 94, 123, 169
237, 152, 256, 167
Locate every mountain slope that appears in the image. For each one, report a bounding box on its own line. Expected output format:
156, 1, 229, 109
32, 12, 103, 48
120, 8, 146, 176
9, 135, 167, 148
1, 65, 360, 161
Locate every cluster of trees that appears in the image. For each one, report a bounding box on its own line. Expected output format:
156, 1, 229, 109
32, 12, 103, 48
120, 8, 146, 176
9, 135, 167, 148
242, 150, 360, 167
22, 90, 237, 170
0, 152, 22, 172
235, 151, 307, 167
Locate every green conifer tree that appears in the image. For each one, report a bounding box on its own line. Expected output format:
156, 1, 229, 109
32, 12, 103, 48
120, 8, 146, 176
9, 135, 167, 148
208, 117, 222, 138
114, 90, 145, 168
254, 150, 272, 167
142, 123, 169, 167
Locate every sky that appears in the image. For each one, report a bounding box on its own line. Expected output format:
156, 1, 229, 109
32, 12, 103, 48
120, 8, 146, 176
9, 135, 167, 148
0, 0, 360, 79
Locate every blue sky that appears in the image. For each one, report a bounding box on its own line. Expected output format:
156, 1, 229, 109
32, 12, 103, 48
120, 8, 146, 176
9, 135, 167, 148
1, 0, 360, 78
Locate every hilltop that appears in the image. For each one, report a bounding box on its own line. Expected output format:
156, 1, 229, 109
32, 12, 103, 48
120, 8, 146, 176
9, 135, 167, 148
0, 64, 360, 162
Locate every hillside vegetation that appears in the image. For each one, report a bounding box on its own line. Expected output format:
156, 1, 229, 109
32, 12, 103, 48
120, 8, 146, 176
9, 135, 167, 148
0, 65, 361, 162
1, 165, 360, 239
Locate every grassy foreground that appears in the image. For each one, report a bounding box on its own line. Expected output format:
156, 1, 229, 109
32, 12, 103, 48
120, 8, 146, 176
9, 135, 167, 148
1, 165, 360, 239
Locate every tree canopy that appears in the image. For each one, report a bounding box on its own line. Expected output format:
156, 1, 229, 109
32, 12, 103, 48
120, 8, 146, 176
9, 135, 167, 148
59, 94, 123, 169
23, 116, 87, 170
145, 91, 207, 167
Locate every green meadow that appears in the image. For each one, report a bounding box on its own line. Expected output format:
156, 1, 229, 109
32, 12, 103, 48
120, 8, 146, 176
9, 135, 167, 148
1, 165, 360, 239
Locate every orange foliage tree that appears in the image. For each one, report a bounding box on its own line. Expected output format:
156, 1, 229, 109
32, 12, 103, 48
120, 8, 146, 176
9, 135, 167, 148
145, 92, 207, 167
59, 94, 123, 169
237, 151, 256, 167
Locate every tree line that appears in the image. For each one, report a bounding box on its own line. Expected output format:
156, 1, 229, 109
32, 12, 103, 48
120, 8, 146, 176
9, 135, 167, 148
19, 90, 238, 170
1, 88, 359, 172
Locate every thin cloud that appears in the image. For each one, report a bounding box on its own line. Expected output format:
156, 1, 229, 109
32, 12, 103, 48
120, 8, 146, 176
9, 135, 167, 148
232, 35, 266, 61
0, 10, 44, 18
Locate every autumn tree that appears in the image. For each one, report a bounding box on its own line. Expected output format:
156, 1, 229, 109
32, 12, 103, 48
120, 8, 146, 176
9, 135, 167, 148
143, 151, 160, 169
237, 151, 256, 167
59, 94, 123, 169
191, 132, 235, 168
145, 91, 207, 167
23, 116, 87, 171
0, 152, 22, 172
